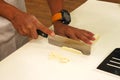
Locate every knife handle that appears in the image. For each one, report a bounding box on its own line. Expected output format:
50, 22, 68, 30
37, 30, 48, 38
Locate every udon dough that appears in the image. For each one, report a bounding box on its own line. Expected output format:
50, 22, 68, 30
49, 52, 70, 63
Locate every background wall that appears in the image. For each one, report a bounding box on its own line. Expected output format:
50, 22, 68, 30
25, 0, 120, 27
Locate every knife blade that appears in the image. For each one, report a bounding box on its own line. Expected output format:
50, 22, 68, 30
37, 30, 91, 55
48, 35, 91, 55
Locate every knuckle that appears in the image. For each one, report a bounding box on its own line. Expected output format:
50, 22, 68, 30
27, 25, 33, 29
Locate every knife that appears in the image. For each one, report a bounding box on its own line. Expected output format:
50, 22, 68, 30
37, 30, 91, 55
48, 35, 91, 55
37, 30, 48, 38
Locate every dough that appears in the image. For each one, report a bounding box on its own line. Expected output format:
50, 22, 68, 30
49, 52, 70, 63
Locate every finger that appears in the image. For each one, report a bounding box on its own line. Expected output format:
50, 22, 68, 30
86, 35, 95, 41
65, 32, 78, 40
18, 27, 26, 36
34, 20, 55, 36
76, 34, 92, 44
12, 23, 25, 36
39, 27, 54, 36
32, 19, 51, 37
64, 27, 78, 40
26, 24, 38, 39
82, 31, 95, 41
83, 30, 94, 36
30, 26, 38, 39
22, 28, 30, 36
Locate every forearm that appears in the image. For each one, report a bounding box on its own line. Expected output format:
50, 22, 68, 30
0, 0, 22, 21
47, 0, 63, 15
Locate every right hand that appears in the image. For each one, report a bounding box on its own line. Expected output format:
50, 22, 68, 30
11, 11, 55, 39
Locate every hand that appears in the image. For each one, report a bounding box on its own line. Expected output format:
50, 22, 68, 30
11, 11, 55, 39
53, 21, 95, 44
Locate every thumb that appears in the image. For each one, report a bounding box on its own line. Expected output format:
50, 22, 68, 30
37, 25, 55, 37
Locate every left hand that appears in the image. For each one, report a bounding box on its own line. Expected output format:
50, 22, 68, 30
53, 21, 95, 44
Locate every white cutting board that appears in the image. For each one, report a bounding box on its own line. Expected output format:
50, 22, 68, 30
0, 0, 120, 80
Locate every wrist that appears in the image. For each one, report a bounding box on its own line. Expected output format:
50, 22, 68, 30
53, 21, 65, 27
53, 21, 62, 25
53, 21, 69, 31
52, 9, 71, 25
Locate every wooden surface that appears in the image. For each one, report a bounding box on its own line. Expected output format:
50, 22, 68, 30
100, 0, 120, 3
25, 0, 120, 27
25, 0, 86, 27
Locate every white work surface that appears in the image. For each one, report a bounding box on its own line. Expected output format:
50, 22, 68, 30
0, 0, 120, 80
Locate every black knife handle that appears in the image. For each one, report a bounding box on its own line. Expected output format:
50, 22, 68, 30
37, 30, 48, 38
